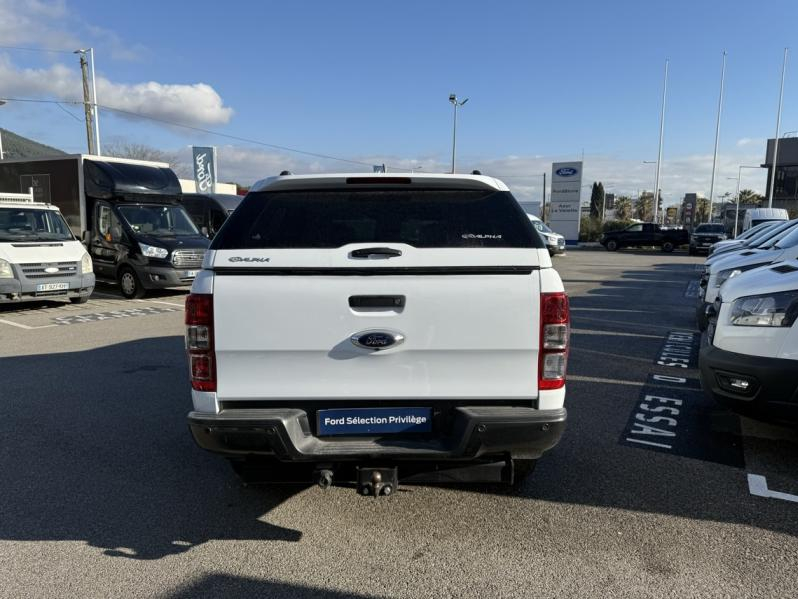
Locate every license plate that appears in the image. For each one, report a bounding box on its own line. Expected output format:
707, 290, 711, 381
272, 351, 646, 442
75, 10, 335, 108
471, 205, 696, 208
317, 407, 432, 436
37, 282, 69, 292
183, 270, 198, 278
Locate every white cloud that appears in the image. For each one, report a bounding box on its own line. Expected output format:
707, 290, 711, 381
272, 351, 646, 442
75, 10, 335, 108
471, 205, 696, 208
737, 137, 764, 147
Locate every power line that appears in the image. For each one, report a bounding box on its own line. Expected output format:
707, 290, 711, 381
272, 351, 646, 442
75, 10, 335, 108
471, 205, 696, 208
55, 102, 84, 123
0, 44, 77, 54
0, 96, 402, 170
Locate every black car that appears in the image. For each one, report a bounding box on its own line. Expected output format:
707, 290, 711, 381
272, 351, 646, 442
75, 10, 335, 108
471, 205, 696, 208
600, 223, 690, 252
689, 223, 727, 255
178, 193, 243, 239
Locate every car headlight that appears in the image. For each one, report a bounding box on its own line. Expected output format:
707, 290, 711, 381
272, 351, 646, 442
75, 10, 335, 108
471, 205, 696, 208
730, 290, 798, 327
715, 268, 741, 288
139, 243, 169, 259
81, 252, 93, 274
0, 258, 13, 279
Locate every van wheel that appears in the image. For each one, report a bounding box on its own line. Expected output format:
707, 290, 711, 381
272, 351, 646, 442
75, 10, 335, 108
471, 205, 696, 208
118, 267, 145, 299
662, 241, 675, 253
70, 296, 89, 304
606, 240, 618, 251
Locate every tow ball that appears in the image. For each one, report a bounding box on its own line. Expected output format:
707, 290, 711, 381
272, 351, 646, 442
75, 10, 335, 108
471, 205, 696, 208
357, 467, 398, 497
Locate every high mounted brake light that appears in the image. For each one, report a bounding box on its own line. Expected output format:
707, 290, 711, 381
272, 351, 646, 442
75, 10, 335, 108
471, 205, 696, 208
539, 292, 569, 390
345, 177, 412, 185
186, 293, 216, 392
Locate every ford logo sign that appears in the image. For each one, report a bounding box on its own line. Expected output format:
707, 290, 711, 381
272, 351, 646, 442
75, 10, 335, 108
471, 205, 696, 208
350, 329, 405, 351
556, 167, 578, 177
44, 267, 59, 274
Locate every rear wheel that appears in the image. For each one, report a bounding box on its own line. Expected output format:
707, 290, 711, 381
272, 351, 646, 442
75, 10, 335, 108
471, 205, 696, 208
662, 241, 675, 253
606, 240, 618, 251
118, 266, 145, 299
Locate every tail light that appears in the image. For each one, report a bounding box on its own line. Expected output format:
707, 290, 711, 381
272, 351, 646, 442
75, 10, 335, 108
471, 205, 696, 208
185, 293, 216, 392
539, 292, 569, 390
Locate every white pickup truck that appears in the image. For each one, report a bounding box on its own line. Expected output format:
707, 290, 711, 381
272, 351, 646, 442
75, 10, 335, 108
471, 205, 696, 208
185, 173, 568, 495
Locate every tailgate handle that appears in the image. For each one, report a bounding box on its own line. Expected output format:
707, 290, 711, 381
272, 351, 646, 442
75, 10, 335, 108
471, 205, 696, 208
349, 295, 405, 308
349, 247, 402, 259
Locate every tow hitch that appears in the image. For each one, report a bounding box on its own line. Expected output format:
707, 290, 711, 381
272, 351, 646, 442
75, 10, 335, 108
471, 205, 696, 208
357, 467, 398, 497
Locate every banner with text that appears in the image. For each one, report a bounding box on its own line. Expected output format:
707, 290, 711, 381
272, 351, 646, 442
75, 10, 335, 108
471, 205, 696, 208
192, 146, 217, 194
549, 161, 583, 244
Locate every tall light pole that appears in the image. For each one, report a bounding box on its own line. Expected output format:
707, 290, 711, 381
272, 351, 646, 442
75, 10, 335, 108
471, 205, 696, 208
708, 51, 727, 222
768, 48, 788, 208
0, 99, 6, 160
731, 165, 762, 236
653, 60, 669, 224
449, 93, 468, 174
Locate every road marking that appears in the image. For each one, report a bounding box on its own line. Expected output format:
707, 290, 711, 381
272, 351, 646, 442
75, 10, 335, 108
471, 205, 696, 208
570, 328, 662, 339
747, 474, 798, 504
625, 437, 672, 449
137, 299, 185, 308
569, 375, 645, 387
684, 280, 700, 298
656, 330, 699, 368
51, 306, 178, 326
0, 318, 57, 330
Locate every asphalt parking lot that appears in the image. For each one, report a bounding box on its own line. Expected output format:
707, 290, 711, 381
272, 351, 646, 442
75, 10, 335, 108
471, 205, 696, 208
2, 251, 797, 599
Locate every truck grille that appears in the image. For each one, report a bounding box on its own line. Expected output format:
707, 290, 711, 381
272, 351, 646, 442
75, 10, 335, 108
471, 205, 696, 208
19, 262, 79, 279
171, 249, 206, 269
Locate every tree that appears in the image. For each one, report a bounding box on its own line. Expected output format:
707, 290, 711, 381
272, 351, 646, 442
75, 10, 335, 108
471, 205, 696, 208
636, 192, 654, 221
104, 140, 191, 178
696, 197, 711, 223
738, 189, 765, 206
589, 181, 605, 219
614, 196, 633, 220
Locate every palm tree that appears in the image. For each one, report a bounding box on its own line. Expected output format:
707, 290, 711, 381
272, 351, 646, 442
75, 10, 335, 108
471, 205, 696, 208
614, 196, 633, 220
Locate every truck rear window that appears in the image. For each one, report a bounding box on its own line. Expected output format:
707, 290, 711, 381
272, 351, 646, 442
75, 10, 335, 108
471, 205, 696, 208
212, 189, 543, 249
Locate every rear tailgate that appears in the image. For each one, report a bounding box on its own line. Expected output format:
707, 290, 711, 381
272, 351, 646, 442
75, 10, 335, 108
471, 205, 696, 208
212, 246, 542, 400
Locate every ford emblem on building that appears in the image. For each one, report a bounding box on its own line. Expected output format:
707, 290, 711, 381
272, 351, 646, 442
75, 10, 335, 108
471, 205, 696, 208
350, 330, 405, 351
555, 167, 578, 177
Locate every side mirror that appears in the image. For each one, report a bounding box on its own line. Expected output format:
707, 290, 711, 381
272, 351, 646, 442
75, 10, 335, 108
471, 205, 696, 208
82, 230, 90, 243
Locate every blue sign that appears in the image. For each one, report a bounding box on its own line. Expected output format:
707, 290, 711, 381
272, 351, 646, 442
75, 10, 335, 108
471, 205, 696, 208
318, 407, 432, 436
192, 145, 217, 193
556, 167, 578, 177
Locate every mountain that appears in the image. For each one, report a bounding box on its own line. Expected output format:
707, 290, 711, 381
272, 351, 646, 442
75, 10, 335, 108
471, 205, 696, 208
0, 129, 66, 159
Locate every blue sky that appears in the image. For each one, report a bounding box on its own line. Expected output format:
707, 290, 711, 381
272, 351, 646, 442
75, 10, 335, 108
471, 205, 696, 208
2, 0, 798, 205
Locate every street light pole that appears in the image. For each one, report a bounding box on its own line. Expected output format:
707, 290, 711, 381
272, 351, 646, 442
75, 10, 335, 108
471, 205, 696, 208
768, 48, 788, 208
708, 51, 727, 222
449, 94, 468, 174
653, 59, 669, 224
0, 99, 5, 160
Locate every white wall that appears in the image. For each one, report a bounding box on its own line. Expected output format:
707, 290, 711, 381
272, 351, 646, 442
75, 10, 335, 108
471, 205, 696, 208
179, 179, 237, 194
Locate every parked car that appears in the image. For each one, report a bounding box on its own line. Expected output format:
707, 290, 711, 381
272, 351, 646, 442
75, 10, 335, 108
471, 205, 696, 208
708, 220, 777, 256
185, 172, 569, 494
704, 219, 795, 269
697, 219, 798, 330
742, 207, 789, 232
600, 222, 689, 252
178, 193, 243, 239
528, 214, 566, 255
0, 189, 94, 304
689, 223, 727, 255
700, 260, 798, 423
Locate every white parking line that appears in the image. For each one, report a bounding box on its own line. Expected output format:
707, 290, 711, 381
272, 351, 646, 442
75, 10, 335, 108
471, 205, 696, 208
747, 474, 798, 504
625, 437, 673, 449
0, 318, 57, 330
136, 299, 185, 308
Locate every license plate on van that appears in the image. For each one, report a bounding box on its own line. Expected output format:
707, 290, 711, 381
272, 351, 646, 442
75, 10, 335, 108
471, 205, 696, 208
317, 407, 432, 436
184, 270, 198, 278
36, 282, 69, 292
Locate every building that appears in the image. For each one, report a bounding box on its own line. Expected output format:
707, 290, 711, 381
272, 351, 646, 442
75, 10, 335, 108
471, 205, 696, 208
680, 192, 705, 228
762, 137, 798, 213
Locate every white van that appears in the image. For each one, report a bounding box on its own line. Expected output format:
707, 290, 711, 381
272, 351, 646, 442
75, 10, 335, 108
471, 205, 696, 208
742, 207, 788, 232
0, 190, 94, 304
700, 259, 798, 423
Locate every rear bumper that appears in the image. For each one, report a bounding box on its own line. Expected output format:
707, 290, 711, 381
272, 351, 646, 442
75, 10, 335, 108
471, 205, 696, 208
699, 345, 798, 423
188, 406, 567, 461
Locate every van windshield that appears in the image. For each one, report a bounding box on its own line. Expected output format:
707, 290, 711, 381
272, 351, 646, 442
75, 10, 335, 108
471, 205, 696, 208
0, 207, 73, 242
748, 220, 794, 248
531, 219, 554, 234
694, 224, 725, 234
117, 204, 199, 237
774, 223, 798, 249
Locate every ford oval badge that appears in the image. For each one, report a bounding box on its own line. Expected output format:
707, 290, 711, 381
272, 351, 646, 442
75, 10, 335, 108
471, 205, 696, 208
350, 330, 405, 351
556, 167, 578, 177
44, 267, 59, 274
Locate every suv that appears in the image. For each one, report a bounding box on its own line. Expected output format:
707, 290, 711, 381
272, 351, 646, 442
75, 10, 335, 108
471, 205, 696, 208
700, 260, 798, 423
689, 223, 727, 255
185, 173, 569, 495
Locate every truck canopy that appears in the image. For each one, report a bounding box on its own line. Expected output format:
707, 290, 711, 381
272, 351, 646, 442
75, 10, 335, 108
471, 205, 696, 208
83, 159, 181, 199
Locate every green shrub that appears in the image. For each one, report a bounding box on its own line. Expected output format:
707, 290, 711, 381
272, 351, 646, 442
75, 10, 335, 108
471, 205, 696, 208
602, 220, 634, 233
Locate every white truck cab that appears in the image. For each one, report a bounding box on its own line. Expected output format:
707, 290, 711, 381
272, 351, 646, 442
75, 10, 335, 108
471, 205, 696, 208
700, 259, 798, 423
0, 189, 94, 304
185, 173, 569, 494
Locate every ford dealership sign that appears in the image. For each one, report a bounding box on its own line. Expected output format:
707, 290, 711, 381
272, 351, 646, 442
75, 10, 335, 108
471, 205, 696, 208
550, 161, 583, 244
555, 167, 579, 177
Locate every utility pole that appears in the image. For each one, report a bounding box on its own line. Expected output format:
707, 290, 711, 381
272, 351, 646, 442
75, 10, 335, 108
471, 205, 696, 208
89, 48, 101, 155
542, 172, 547, 222
76, 49, 95, 154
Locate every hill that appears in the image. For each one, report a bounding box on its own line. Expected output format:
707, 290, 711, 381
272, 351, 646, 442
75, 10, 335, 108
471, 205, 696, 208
0, 129, 66, 159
